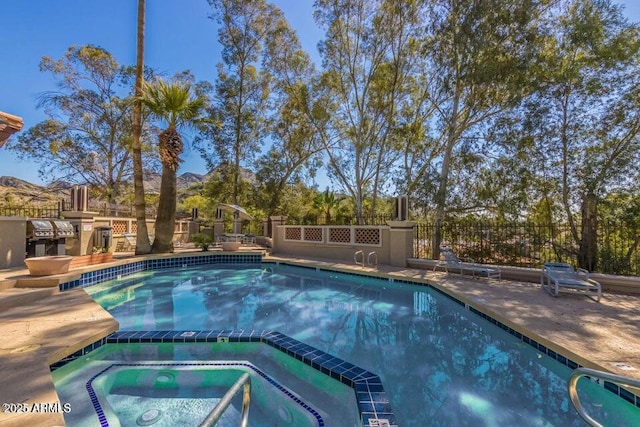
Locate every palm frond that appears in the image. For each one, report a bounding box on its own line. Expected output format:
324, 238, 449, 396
140, 78, 207, 129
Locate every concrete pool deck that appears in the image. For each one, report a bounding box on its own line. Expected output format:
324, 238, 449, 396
1, 249, 639, 426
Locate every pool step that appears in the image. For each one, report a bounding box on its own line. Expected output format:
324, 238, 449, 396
0, 287, 59, 311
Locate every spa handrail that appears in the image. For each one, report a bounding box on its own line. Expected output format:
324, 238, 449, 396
199, 372, 251, 427
568, 367, 640, 427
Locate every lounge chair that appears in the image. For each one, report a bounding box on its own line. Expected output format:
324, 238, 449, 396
541, 262, 601, 302
122, 233, 136, 251
434, 247, 501, 279
242, 234, 256, 245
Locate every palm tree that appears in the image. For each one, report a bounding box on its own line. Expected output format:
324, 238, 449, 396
312, 188, 342, 224
132, 0, 151, 254
141, 79, 206, 253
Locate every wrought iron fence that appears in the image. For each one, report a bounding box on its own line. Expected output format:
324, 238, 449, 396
0, 205, 61, 218
55, 198, 159, 218
287, 214, 395, 226
414, 220, 640, 275
85, 200, 157, 218
0, 200, 161, 219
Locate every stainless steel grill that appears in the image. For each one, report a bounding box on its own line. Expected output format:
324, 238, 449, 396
26, 220, 54, 240
51, 220, 75, 238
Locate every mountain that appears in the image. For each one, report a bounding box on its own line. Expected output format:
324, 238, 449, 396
0, 176, 68, 203
142, 172, 209, 194
179, 172, 208, 186
0, 172, 211, 204
0, 176, 35, 188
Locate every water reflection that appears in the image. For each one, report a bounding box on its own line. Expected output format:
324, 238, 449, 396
89, 264, 640, 427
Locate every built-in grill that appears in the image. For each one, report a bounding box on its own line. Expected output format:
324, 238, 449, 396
26, 220, 54, 240
26, 220, 55, 257
51, 220, 75, 238
51, 220, 75, 255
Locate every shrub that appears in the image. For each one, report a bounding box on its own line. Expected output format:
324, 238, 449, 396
191, 233, 213, 251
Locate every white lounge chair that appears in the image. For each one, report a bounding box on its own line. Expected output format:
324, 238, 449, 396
434, 248, 501, 279
541, 262, 601, 302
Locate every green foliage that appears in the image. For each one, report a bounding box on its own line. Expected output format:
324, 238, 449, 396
142, 75, 209, 254
141, 78, 208, 132
199, 0, 280, 204
9, 45, 158, 202
312, 0, 420, 217
191, 233, 213, 251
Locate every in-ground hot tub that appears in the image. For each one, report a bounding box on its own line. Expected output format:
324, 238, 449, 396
90, 364, 321, 426
53, 341, 361, 427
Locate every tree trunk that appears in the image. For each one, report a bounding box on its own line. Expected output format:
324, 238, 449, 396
432, 138, 456, 259
152, 161, 177, 253
152, 128, 181, 254
578, 192, 598, 271
132, 0, 151, 254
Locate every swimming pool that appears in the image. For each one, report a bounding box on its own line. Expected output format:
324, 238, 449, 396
83, 262, 640, 426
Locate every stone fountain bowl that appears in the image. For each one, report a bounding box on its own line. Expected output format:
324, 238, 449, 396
24, 255, 73, 276
221, 241, 241, 251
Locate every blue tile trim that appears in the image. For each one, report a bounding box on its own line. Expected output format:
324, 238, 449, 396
50, 337, 109, 371
85, 364, 112, 427
67, 329, 397, 427
86, 361, 324, 427
58, 254, 262, 291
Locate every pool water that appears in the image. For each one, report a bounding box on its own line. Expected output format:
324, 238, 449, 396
86, 263, 640, 426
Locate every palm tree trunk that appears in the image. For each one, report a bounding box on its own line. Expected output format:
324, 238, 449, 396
132, 0, 151, 254
152, 128, 181, 253
152, 162, 177, 253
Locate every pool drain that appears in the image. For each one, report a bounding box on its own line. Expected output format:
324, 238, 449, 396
279, 405, 293, 423
155, 372, 173, 383
136, 409, 161, 426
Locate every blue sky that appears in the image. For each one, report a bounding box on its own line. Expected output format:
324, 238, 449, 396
0, 0, 324, 186
1, 0, 639, 186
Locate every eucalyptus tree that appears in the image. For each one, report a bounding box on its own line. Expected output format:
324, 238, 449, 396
412, 0, 549, 257
132, 0, 152, 254
523, 0, 640, 270
10, 45, 157, 202
141, 78, 207, 253
201, 0, 278, 205
311, 0, 423, 220
254, 9, 323, 217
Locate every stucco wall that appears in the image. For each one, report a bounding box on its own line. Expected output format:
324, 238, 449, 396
0, 217, 27, 268
272, 225, 392, 266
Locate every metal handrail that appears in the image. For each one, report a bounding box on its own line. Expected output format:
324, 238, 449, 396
367, 251, 378, 269
568, 367, 640, 427
199, 372, 251, 427
354, 250, 364, 267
